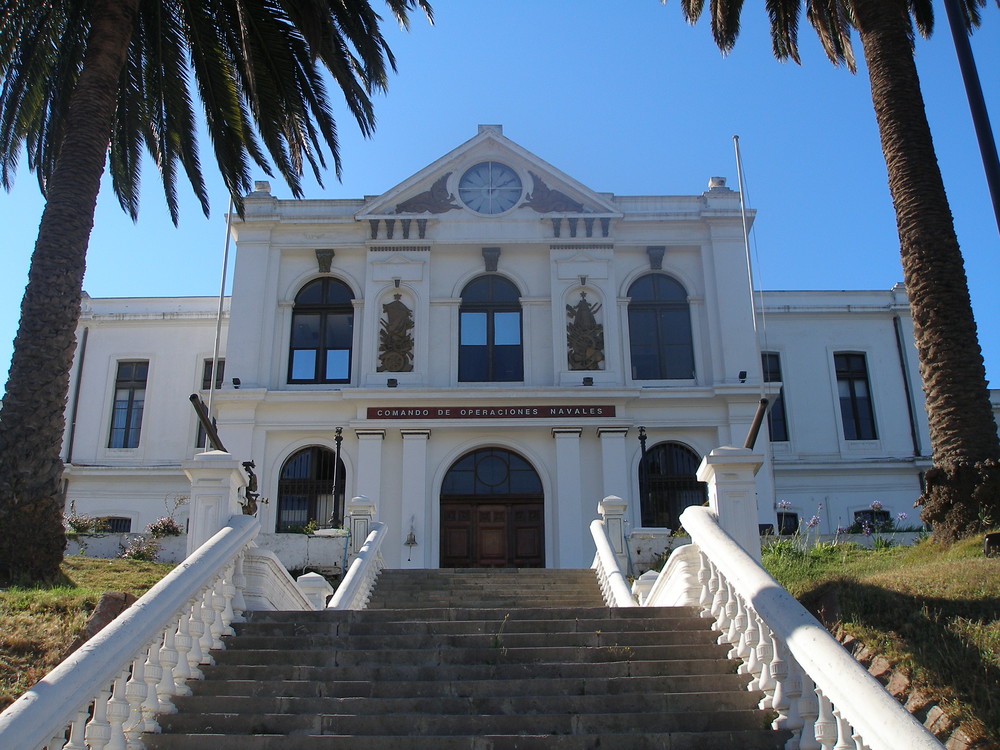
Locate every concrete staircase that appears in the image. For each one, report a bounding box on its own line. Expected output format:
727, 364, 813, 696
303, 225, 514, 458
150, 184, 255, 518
146, 568, 788, 749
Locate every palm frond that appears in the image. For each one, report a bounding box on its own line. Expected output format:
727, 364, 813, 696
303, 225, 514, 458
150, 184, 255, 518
709, 0, 744, 53
765, 0, 801, 63
806, 0, 856, 72
677, 0, 707, 25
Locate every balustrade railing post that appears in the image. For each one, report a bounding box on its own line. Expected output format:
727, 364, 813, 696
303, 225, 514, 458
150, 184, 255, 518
347, 495, 377, 556
597, 496, 629, 571
696, 446, 764, 562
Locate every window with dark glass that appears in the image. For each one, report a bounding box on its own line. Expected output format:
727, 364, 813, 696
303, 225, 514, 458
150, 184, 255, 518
201, 358, 225, 390
276, 446, 345, 532
761, 352, 789, 442
289, 278, 354, 383
627, 274, 694, 380
108, 360, 148, 449
777, 512, 799, 536
103, 517, 132, 533
852, 509, 892, 533
835, 352, 877, 440
459, 276, 523, 382
638, 442, 707, 528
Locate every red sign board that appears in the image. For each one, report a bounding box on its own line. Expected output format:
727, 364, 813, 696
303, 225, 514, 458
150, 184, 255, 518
366, 405, 616, 420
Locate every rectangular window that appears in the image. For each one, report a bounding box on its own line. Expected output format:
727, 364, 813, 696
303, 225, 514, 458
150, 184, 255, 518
835, 352, 877, 440
201, 359, 225, 390
761, 352, 789, 442
109, 360, 148, 449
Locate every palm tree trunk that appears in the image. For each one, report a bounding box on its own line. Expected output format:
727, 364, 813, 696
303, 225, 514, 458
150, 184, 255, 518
0, 0, 139, 582
854, 0, 1000, 540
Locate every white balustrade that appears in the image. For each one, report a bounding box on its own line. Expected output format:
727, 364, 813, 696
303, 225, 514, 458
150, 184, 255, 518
327, 522, 388, 610
0, 515, 269, 750
647, 505, 943, 750
589, 518, 637, 607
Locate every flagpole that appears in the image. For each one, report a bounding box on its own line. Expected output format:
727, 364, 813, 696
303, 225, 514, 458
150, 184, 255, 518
206, 197, 234, 433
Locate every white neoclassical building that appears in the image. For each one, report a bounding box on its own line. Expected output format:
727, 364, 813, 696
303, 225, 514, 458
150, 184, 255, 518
63, 125, 991, 569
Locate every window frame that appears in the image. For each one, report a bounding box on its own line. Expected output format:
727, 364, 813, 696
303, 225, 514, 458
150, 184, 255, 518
458, 275, 524, 383
288, 278, 355, 385
834, 352, 878, 441
627, 274, 695, 381
108, 360, 148, 450
761, 351, 789, 442
638, 441, 707, 529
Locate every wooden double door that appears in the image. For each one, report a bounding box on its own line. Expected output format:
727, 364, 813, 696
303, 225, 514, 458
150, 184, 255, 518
440, 500, 544, 568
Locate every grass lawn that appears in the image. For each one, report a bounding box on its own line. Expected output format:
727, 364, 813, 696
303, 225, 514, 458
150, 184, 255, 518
763, 533, 1000, 746
0, 557, 173, 711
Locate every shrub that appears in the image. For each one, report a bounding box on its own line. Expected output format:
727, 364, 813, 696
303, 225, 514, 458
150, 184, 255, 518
146, 516, 183, 538
119, 537, 160, 562
64, 502, 109, 534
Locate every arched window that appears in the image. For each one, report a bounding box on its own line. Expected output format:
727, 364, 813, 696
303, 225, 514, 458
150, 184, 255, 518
459, 276, 523, 382
276, 446, 345, 532
627, 274, 694, 380
289, 278, 354, 383
638, 442, 707, 528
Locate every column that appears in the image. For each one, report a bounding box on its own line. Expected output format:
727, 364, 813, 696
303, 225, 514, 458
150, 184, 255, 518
183, 451, 246, 556
400, 429, 430, 569
354, 429, 385, 515
696, 446, 764, 561
552, 428, 583, 568
597, 427, 629, 502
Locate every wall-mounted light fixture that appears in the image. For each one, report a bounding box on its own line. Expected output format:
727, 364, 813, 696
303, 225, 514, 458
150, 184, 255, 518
387, 378, 398, 388
738, 370, 747, 383
579, 275, 587, 287
582, 376, 594, 386
232, 377, 241, 389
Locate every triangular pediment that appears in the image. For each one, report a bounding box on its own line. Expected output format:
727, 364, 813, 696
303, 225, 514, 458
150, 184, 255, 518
358, 125, 621, 219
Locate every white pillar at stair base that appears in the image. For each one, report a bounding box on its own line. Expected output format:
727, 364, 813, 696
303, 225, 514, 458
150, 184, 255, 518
696, 446, 764, 562
183, 451, 246, 556
354, 429, 385, 518
400, 429, 430, 569
597, 427, 629, 504
598, 495, 629, 571
346, 495, 376, 556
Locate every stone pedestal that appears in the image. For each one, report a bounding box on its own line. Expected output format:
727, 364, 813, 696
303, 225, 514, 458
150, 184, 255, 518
598, 495, 629, 571
346, 495, 377, 556
696, 446, 764, 561
183, 451, 247, 556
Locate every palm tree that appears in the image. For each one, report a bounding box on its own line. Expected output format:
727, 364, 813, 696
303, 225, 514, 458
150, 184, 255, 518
0, 0, 432, 583
670, 0, 1000, 541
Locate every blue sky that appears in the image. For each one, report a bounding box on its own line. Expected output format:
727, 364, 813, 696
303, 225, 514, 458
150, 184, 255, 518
1, 1, 998, 387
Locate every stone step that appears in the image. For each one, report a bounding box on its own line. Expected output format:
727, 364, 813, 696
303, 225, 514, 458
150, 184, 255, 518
242, 606, 695, 623
156, 708, 773, 736
233, 614, 709, 637
188, 672, 754, 700
147, 569, 785, 749
208, 642, 732, 667
146, 729, 790, 750
171, 688, 765, 717
198, 656, 739, 684
222, 628, 719, 651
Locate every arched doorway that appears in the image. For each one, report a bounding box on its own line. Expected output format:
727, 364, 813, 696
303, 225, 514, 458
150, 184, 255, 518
639, 442, 707, 529
276, 446, 345, 532
440, 447, 544, 568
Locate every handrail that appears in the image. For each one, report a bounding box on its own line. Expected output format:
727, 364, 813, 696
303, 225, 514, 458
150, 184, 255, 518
328, 521, 387, 609
589, 519, 637, 607
0, 515, 260, 750
657, 506, 943, 750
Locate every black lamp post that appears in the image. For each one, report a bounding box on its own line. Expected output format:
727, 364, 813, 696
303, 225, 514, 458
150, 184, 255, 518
333, 426, 344, 526
638, 426, 649, 522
